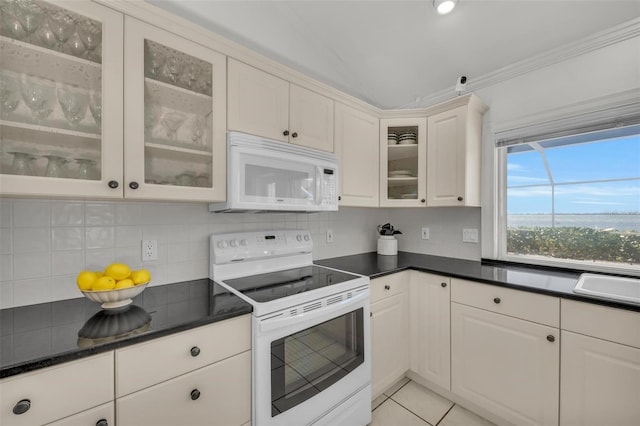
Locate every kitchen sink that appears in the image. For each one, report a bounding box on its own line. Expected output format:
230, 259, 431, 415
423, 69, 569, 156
573, 273, 640, 305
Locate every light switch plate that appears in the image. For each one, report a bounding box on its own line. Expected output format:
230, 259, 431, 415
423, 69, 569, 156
421, 227, 430, 240
462, 228, 479, 243
326, 229, 334, 243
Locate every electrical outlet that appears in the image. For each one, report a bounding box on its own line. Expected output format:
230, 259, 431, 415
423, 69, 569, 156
326, 229, 334, 243
462, 228, 479, 243
421, 227, 430, 240
142, 239, 158, 261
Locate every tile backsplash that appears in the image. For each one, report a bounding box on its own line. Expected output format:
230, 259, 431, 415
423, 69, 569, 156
0, 199, 387, 308
0, 198, 481, 308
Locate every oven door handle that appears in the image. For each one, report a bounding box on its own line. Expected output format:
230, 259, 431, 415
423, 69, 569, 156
257, 290, 369, 333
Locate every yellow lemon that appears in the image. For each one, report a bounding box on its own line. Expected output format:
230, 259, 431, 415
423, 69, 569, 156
131, 269, 151, 285
104, 263, 131, 281
76, 271, 98, 291
92, 276, 116, 291
115, 278, 134, 289
94, 271, 104, 278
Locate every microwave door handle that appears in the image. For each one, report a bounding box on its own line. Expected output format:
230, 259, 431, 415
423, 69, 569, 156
315, 166, 323, 205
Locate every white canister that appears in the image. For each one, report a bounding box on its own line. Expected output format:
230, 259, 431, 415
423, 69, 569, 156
377, 236, 398, 256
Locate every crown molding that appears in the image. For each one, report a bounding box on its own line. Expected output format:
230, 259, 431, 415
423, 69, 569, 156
401, 17, 640, 110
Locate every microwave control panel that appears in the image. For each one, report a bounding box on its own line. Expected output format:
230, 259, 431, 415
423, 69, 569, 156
320, 168, 337, 207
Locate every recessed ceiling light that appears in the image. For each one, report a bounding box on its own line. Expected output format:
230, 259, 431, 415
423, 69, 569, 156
434, 0, 457, 15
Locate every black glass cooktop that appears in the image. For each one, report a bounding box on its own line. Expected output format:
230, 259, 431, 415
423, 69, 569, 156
221, 265, 361, 303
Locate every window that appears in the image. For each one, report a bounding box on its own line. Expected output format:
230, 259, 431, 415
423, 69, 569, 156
497, 118, 640, 272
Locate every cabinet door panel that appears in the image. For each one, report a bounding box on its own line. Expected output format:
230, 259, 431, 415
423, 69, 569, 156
334, 103, 379, 207
0, 0, 123, 198
409, 272, 451, 389
124, 17, 227, 201
227, 58, 289, 142
117, 350, 251, 426
289, 84, 334, 152
451, 303, 559, 426
371, 293, 409, 398
427, 106, 467, 206
560, 331, 640, 426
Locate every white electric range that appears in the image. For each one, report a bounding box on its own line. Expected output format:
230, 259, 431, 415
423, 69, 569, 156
210, 230, 371, 426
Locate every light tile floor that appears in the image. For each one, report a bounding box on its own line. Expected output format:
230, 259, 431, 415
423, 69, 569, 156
371, 378, 496, 426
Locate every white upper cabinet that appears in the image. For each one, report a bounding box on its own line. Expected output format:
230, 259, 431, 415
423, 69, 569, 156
0, 0, 124, 198
379, 117, 427, 207
426, 94, 487, 207
124, 17, 227, 201
334, 102, 379, 207
0, 3, 227, 202
227, 58, 334, 152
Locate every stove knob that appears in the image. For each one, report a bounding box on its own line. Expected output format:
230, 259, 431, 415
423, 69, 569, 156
240, 239, 248, 246
303, 235, 310, 241
296, 234, 303, 242
230, 239, 239, 247
217, 240, 228, 249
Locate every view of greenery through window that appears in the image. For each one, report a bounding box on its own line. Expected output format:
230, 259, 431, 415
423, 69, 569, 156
505, 131, 640, 266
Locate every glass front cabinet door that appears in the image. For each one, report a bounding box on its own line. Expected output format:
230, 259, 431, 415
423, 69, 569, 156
123, 17, 226, 201
0, 0, 124, 197
379, 118, 427, 207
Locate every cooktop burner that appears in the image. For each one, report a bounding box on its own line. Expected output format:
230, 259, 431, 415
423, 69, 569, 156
221, 265, 361, 303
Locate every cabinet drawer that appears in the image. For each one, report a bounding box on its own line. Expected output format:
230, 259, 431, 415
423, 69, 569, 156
451, 278, 559, 327
1, 352, 114, 426
561, 299, 640, 348
116, 314, 251, 397
117, 350, 251, 426
45, 402, 113, 426
370, 271, 407, 304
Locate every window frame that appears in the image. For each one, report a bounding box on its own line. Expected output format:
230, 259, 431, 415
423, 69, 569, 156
495, 133, 639, 276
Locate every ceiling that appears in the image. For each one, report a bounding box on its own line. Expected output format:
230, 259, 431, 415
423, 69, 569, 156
149, 1, 640, 110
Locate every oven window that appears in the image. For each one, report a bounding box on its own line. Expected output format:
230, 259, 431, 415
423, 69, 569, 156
271, 308, 364, 417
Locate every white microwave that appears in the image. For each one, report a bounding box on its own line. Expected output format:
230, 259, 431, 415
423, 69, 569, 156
209, 132, 339, 212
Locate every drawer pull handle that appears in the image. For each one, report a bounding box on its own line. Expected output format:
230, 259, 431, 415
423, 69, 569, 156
441, 282, 447, 288
547, 335, 556, 343
493, 297, 501, 304
190, 346, 201, 357
384, 285, 390, 290
12, 399, 31, 415
191, 389, 201, 400
96, 419, 108, 426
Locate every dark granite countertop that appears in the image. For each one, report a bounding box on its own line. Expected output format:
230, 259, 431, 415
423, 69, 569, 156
0, 279, 252, 379
315, 252, 640, 313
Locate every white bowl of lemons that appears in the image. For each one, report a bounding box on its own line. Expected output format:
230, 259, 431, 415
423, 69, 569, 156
77, 264, 151, 310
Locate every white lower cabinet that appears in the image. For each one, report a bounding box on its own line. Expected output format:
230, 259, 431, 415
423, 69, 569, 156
560, 300, 640, 426
116, 350, 251, 426
45, 402, 113, 426
370, 273, 409, 399
0, 352, 114, 426
409, 271, 451, 390
450, 278, 560, 426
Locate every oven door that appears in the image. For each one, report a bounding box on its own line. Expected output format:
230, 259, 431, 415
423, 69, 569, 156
253, 288, 371, 426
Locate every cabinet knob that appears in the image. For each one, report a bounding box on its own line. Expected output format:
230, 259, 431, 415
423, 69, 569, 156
547, 335, 556, 343
283, 130, 289, 136
129, 181, 139, 190
493, 297, 501, 304
191, 389, 201, 400
12, 399, 31, 415
338, 196, 342, 201
291, 132, 298, 138
457, 196, 463, 201
96, 419, 108, 426
107, 180, 119, 189
190, 346, 200, 357
421, 199, 426, 203
384, 284, 390, 290
441, 282, 447, 288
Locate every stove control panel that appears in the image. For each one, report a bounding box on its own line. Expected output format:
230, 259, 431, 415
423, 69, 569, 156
211, 230, 313, 264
